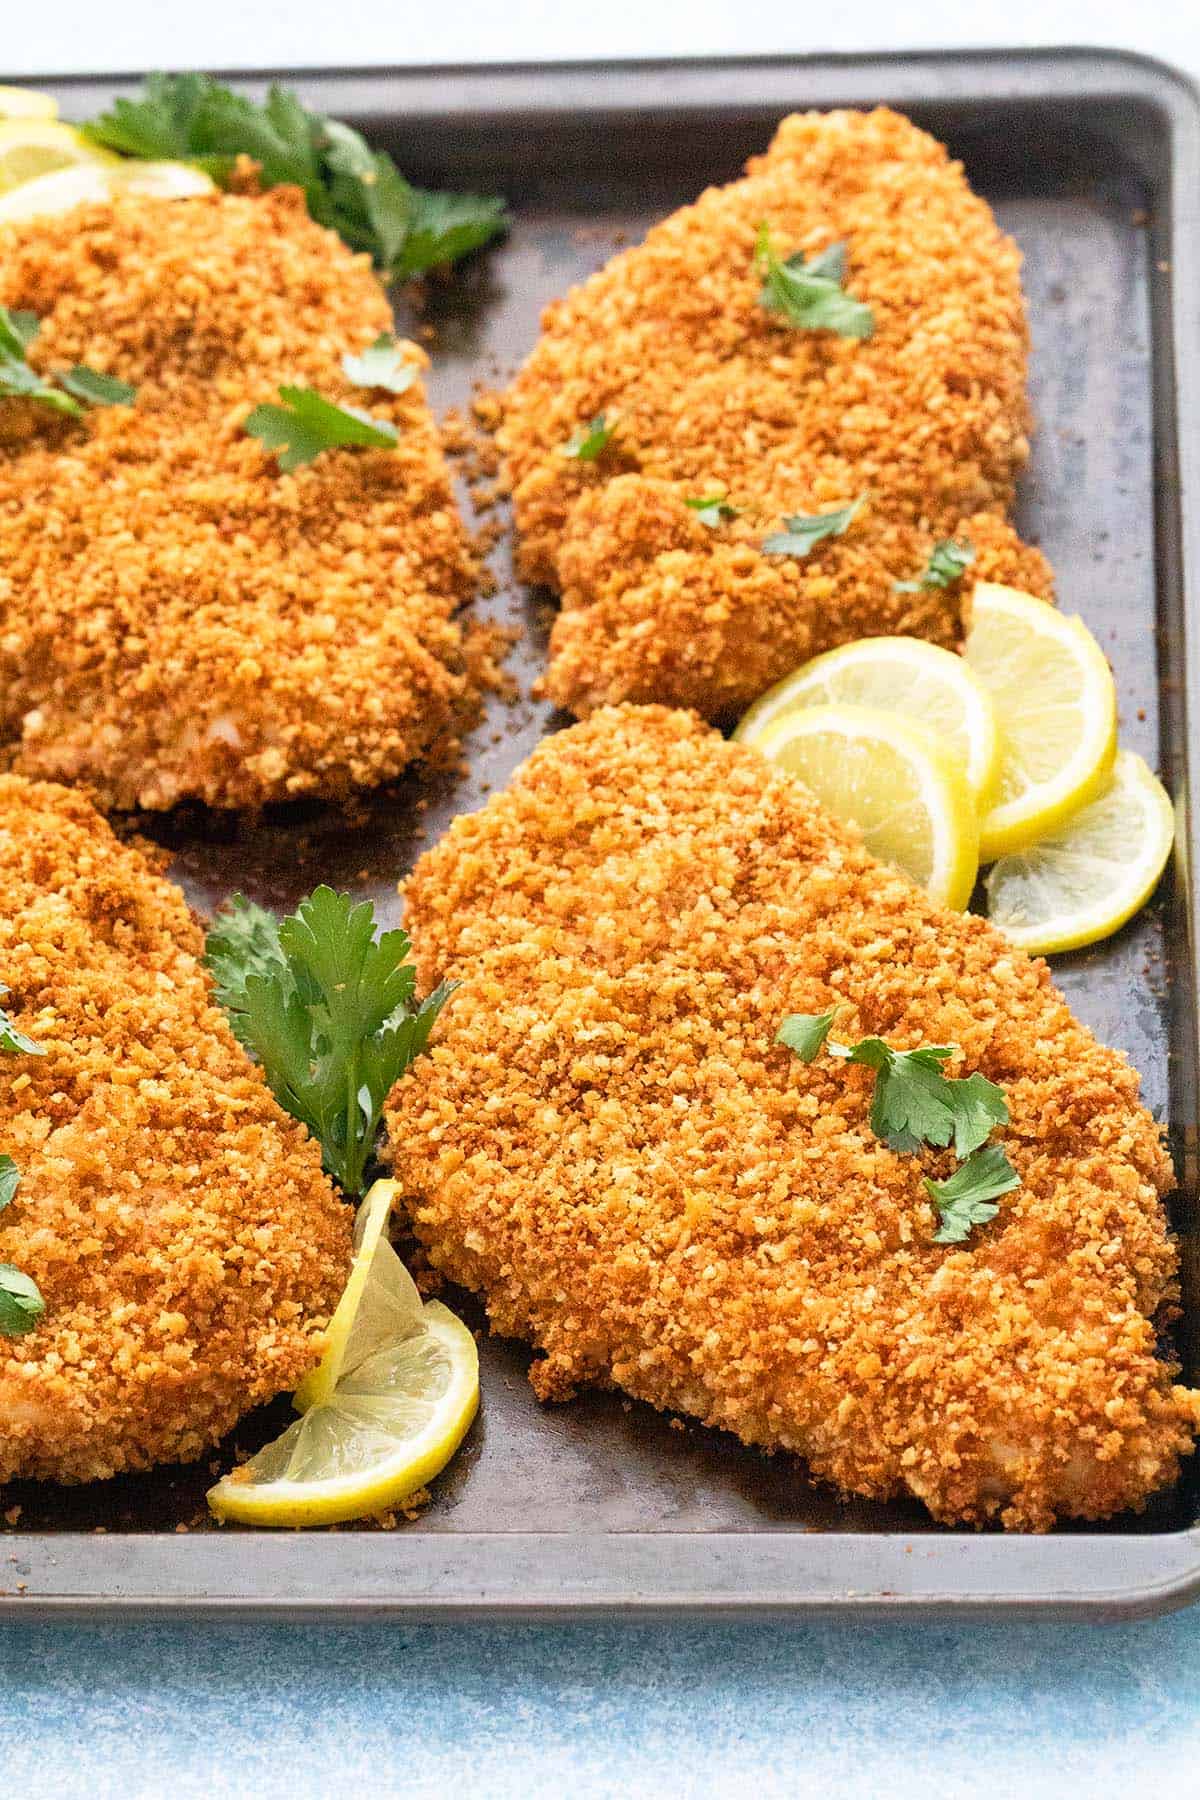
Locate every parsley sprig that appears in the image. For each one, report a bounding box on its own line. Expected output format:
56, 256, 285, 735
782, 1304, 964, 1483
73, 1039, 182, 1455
777, 1007, 1018, 1244
206, 889, 454, 1198
245, 386, 398, 472
894, 539, 976, 594
755, 227, 874, 340
0, 984, 45, 1339
0, 307, 135, 419
762, 496, 866, 559
80, 73, 508, 280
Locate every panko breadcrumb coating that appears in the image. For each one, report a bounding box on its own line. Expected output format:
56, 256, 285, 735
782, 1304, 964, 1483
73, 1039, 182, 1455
386, 707, 1199, 1529
0, 774, 351, 1483
500, 108, 1054, 720
0, 187, 475, 811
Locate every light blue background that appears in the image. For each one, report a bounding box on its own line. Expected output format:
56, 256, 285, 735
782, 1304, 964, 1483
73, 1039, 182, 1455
7, 7, 1200, 1794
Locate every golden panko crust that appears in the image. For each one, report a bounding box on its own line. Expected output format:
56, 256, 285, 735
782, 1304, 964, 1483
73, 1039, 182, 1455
500, 108, 1054, 719
0, 187, 475, 811
387, 707, 1199, 1529
0, 773, 352, 1483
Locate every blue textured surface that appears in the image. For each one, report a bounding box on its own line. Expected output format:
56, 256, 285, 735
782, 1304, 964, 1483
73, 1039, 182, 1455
1, 1612, 1198, 1797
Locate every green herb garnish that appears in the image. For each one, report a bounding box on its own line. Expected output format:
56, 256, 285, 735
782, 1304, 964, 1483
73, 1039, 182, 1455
563, 415, 615, 462
0, 1266, 44, 1339
342, 333, 417, 395
926, 1144, 1020, 1244
755, 226, 874, 340
894, 539, 976, 594
776, 1008, 1016, 1243
685, 494, 739, 528
0, 1157, 18, 1213
762, 496, 865, 559
206, 888, 454, 1198
80, 73, 508, 280
244, 386, 398, 472
0, 307, 137, 418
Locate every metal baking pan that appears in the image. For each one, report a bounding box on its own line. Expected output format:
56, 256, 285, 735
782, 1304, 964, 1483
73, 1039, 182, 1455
2, 46, 1199, 1619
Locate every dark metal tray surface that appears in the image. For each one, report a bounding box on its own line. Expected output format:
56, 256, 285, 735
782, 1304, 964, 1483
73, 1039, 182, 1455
2, 48, 1199, 1618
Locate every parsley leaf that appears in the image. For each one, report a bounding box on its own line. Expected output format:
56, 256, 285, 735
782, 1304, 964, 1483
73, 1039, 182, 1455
58, 367, 137, 407
563, 415, 615, 462
342, 333, 417, 395
80, 73, 508, 279
762, 496, 866, 559
776, 1009, 839, 1062
926, 1144, 1020, 1244
0, 983, 43, 1057
244, 386, 398, 472
205, 886, 454, 1196
0, 1265, 44, 1339
0, 1157, 18, 1212
755, 225, 874, 340
685, 494, 739, 528
894, 539, 976, 594
0, 306, 82, 417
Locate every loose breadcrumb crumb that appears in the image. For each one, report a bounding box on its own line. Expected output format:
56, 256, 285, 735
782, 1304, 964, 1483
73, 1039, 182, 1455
387, 706, 1199, 1530
499, 109, 1053, 719
0, 772, 352, 1483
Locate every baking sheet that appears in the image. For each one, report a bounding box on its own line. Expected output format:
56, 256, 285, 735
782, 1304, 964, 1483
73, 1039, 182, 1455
3, 48, 1200, 1617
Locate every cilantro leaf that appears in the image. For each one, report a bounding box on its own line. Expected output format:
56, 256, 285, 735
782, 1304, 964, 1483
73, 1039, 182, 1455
762, 496, 865, 559
244, 386, 398, 472
342, 333, 417, 395
0, 983, 43, 1057
755, 225, 874, 339
80, 73, 508, 279
0, 306, 83, 418
0, 1264, 44, 1339
564, 415, 615, 462
206, 886, 454, 1196
894, 539, 976, 594
685, 494, 739, 528
927, 1144, 1019, 1244
57, 367, 137, 407
776, 1009, 839, 1063
0, 1157, 18, 1212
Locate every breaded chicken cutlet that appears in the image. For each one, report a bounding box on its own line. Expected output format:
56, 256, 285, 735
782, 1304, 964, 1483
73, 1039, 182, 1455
386, 707, 1200, 1529
500, 108, 1054, 720
0, 187, 475, 811
0, 774, 351, 1483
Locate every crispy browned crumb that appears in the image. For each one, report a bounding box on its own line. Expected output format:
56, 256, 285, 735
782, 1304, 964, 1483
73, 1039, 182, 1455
386, 706, 1200, 1530
0, 188, 478, 810
0, 773, 352, 1483
499, 109, 1053, 719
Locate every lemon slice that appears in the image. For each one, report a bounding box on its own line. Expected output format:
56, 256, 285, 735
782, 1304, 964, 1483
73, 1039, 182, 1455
0, 88, 58, 122
985, 750, 1174, 954
0, 119, 115, 196
753, 702, 980, 908
0, 158, 214, 224
208, 1180, 478, 1528
965, 583, 1117, 861
735, 635, 1001, 804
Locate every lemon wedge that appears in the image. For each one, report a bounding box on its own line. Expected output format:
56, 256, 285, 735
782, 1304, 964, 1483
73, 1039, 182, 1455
965, 583, 1117, 861
0, 158, 214, 224
0, 87, 58, 122
735, 635, 1001, 804
753, 702, 980, 909
985, 749, 1174, 954
208, 1180, 478, 1528
0, 119, 115, 196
